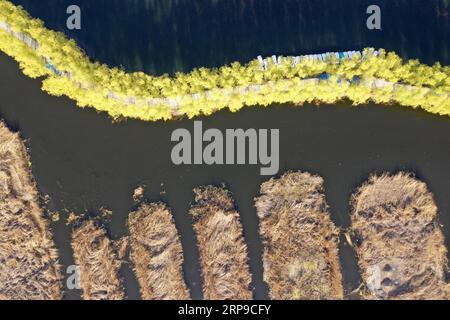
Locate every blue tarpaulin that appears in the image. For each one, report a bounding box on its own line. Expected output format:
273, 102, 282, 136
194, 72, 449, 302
45, 62, 61, 76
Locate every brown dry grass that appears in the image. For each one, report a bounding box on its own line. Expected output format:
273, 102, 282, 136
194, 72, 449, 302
351, 172, 449, 300
255, 171, 343, 300
190, 186, 252, 300
71, 220, 125, 300
128, 203, 190, 300
0, 122, 62, 300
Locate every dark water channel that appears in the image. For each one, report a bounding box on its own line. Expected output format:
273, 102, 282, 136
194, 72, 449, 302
10, 0, 450, 73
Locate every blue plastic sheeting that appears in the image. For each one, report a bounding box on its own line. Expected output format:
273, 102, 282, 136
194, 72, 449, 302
45, 62, 61, 76
257, 49, 371, 70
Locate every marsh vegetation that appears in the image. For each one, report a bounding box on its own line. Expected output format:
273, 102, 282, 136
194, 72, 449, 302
71, 220, 125, 300
255, 172, 344, 300
128, 203, 190, 300
190, 186, 253, 300
351, 173, 450, 299
0, 122, 62, 300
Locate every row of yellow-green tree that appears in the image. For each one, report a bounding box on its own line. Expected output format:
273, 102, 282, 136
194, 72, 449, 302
0, 0, 449, 121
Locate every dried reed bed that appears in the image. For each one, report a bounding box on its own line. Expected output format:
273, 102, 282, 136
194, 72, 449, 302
190, 186, 252, 300
255, 172, 343, 300
351, 172, 449, 300
71, 220, 125, 300
128, 203, 190, 300
0, 122, 62, 300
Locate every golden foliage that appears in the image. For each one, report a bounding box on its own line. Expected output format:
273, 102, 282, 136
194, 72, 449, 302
1, 0, 449, 121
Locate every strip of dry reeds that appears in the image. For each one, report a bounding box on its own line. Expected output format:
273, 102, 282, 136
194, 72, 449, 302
0, 122, 62, 300
128, 203, 190, 300
190, 186, 252, 300
255, 171, 343, 300
351, 172, 450, 300
71, 220, 125, 300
